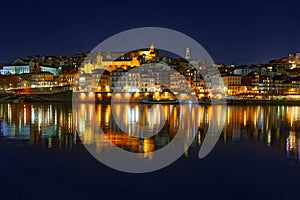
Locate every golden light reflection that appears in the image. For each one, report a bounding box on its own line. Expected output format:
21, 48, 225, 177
31, 105, 35, 124
289, 131, 296, 151
197, 106, 203, 127
8, 104, 11, 123
143, 138, 154, 154
243, 109, 247, 126
267, 130, 271, 146
38, 108, 42, 132
23, 105, 27, 125
216, 105, 222, 126
1, 103, 300, 161
75, 103, 183, 155
227, 107, 230, 125
96, 104, 102, 125
164, 106, 169, 121
254, 110, 257, 127
291, 107, 294, 128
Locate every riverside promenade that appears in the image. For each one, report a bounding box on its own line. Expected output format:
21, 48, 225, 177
2, 91, 300, 105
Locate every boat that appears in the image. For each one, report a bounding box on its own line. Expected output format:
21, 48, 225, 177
138, 93, 178, 104
138, 98, 178, 104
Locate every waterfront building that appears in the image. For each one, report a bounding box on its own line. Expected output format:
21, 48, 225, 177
30, 72, 55, 88
0, 75, 19, 89
77, 73, 93, 92
0, 72, 57, 90
222, 74, 242, 96
110, 63, 180, 93
291, 76, 300, 95
91, 69, 111, 92
110, 68, 132, 92
58, 70, 79, 86
272, 74, 291, 95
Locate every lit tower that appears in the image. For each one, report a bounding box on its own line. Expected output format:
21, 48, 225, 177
96, 53, 103, 69
150, 43, 155, 53
185, 47, 190, 61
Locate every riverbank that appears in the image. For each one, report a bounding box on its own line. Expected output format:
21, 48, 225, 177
227, 99, 300, 105
2, 91, 300, 105
0, 90, 72, 103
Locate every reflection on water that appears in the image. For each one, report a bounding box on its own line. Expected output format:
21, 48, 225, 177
0, 103, 77, 149
1, 103, 300, 161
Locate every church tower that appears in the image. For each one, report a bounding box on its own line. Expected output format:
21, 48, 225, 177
150, 43, 155, 53
96, 53, 103, 69
185, 47, 190, 61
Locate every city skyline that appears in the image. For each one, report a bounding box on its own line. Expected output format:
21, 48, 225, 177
1, 46, 299, 67
1, 0, 300, 65
2, 1, 300, 199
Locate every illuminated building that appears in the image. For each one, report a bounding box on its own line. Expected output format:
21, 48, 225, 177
110, 68, 135, 92
0, 65, 30, 75
80, 44, 158, 73
110, 63, 172, 93
92, 69, 111, 92
0, 62, 60, 77
185, 47, 190, 60
81, 55, 140, 74
0, 72, 58, 90
58, 70, 79, 86
77, 73, 93, 92
291, 76, 300, 96
30, 72, 55, 88
222, 74, 242, 96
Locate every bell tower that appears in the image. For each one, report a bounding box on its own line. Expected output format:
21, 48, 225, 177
185, 47, 190, 61
150, 43, 155, 53
96, 53, 103, 69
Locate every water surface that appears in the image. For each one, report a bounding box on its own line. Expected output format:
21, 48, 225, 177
0, 103, 300, 199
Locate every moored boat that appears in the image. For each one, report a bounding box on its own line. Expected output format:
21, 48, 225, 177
138, 98, 178, 104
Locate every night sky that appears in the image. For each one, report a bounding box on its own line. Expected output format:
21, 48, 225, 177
0, 0, 299, 65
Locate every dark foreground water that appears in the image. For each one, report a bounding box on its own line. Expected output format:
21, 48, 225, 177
0, 103, 300, 200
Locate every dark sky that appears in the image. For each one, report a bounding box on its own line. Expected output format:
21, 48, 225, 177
0, 0, 299, 65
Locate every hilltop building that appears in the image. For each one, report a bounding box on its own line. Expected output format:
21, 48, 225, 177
0, 61, 60, 77
80, 44, 158, 73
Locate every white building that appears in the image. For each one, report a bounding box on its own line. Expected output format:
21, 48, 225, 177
234, 67, 253, 77
0, 64, 60, 77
